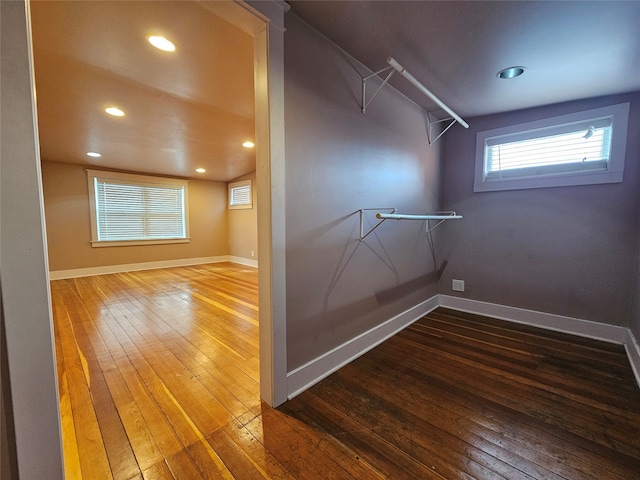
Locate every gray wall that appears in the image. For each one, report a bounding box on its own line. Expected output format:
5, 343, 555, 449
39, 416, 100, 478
440, 92, 640, 327
1, 1, 64, 477
284, 13, 443, 370
632, 179, 640, 339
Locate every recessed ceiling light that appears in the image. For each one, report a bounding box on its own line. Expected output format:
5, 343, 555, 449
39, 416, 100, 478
105, 107, 125, 117
86, 152, 102, 158
195, 168, 206, 173
497, 66, 526, 79
148, 35, 176, 52
242, 141, 255, 148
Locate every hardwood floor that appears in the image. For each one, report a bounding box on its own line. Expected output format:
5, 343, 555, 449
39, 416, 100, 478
52, 264, 640, 479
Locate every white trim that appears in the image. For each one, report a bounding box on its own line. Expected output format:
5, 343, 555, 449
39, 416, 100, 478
438, 295, 628, 344
286, 294, 640, 400
286, 295, 440, 399
49, 256, 231, 280
86, 169, 191, 245
474, 102, 630, 192
91, 237, 191, 248
438, 295, 640, 389
624, 329, 640, 389
248, 3, 288, 407
228, 256, 258, 268
228, 179, 253, 210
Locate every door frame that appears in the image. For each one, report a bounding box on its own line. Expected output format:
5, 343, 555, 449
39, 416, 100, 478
211, 0, 289, 407
0, 0, 288, 477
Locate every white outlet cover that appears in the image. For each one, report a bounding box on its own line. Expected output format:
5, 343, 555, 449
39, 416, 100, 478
452, 279, 465, 292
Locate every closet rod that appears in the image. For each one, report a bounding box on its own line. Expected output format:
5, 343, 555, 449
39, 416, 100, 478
376, 212, 463, 220
386, 57, 469, 129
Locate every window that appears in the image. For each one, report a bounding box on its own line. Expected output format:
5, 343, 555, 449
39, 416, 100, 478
87, 170, 190, 247
474, 103, 629, 192
228, 179, 252, 209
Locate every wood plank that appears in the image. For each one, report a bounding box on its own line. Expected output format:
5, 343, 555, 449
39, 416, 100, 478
52, 285, 113, 480
52, 266, 640, 480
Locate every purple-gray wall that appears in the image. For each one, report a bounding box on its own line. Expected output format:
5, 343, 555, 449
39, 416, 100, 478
633, 182, 640, 339
440, 92, 640, 327
284, 14, 443, 371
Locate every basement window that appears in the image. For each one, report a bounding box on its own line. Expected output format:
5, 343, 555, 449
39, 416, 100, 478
87, 170, 190, 247
228, 179, 252, 209
474, 103, 629, 192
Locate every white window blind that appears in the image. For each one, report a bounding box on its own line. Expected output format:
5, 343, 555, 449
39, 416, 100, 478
474, 103, 629, 192
228, 179, 252, 209
485, 118, 612, 181
87, 170, 190, 246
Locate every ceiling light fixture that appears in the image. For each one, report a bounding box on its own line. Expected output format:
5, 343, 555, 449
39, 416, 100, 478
195, 168, 206, 173
242, 141, 255, 148
147, 35, 176, 52
497, 66, 526, 79
105, 106, 125, 117
86, 152, 102, 158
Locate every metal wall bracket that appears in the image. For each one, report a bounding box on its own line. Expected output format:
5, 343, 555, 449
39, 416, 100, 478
359, 208, 397, 241
359, 208, 462, 240
361, 57, 469, 144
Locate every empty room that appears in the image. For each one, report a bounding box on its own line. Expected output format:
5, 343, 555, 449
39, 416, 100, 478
2, 1, 640, 479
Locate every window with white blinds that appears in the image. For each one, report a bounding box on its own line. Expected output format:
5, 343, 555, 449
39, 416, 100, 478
87, 170, 190, 246
474, 103, 629, 192
228, 179, 252, 209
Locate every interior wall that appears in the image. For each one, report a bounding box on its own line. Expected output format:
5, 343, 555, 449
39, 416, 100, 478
632, 167, 640, 340
1, 298, 19, 479
228, 170, 258, 262
284, 13, 443, 371
440, 92, 640, 327
41, 161, 229, 272
1, 1, 64, 477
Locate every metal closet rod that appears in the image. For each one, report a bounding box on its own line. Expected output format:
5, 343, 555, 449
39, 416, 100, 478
376, 212, 463, 220
358, 208, 462, 241
386, 57, 469, 129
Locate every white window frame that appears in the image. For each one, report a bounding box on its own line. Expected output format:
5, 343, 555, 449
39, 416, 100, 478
87, 169, 190, 247
228, 179, 253, 210
474, 103, 629, 192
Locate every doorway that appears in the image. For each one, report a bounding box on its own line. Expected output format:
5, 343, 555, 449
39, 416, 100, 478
1, 0, 287, 477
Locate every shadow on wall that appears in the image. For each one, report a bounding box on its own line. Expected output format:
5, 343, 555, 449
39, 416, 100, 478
375, 264, 446, 305
289, 267, 443, 367
323, 210, 445, 312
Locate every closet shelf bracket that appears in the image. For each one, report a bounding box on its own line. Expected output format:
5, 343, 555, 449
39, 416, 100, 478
361, 57, 469, 144
359, 208, 462, 241
359, 208, 397, 241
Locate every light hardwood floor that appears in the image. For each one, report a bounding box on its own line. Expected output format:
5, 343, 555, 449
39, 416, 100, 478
51, 263, 640, 479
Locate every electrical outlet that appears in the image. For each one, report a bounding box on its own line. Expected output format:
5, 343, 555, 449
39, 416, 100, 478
250, 250, 255, 257
452, 279, 465, 292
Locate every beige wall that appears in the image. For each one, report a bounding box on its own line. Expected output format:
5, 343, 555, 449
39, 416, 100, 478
41, 161, 229, 272
228, 171, 258, 261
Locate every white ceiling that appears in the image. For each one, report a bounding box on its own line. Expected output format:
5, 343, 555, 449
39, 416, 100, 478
31, 1, 640, 181
289, 1, 640, 119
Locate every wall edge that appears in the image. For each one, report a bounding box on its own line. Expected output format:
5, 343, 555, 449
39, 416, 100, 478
286, 295, 440, 400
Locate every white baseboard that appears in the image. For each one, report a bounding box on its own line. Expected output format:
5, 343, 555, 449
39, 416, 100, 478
286, 295, 440, 400
49, 255, 234, 280
438, 295, 628, 344
624, 329, 640, 389
286, 294, 640, 400
439, 295, 640, 389
228, 256, 258, 268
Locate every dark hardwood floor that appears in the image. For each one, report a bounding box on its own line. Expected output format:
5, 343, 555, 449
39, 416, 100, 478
51, 264, 640, 479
